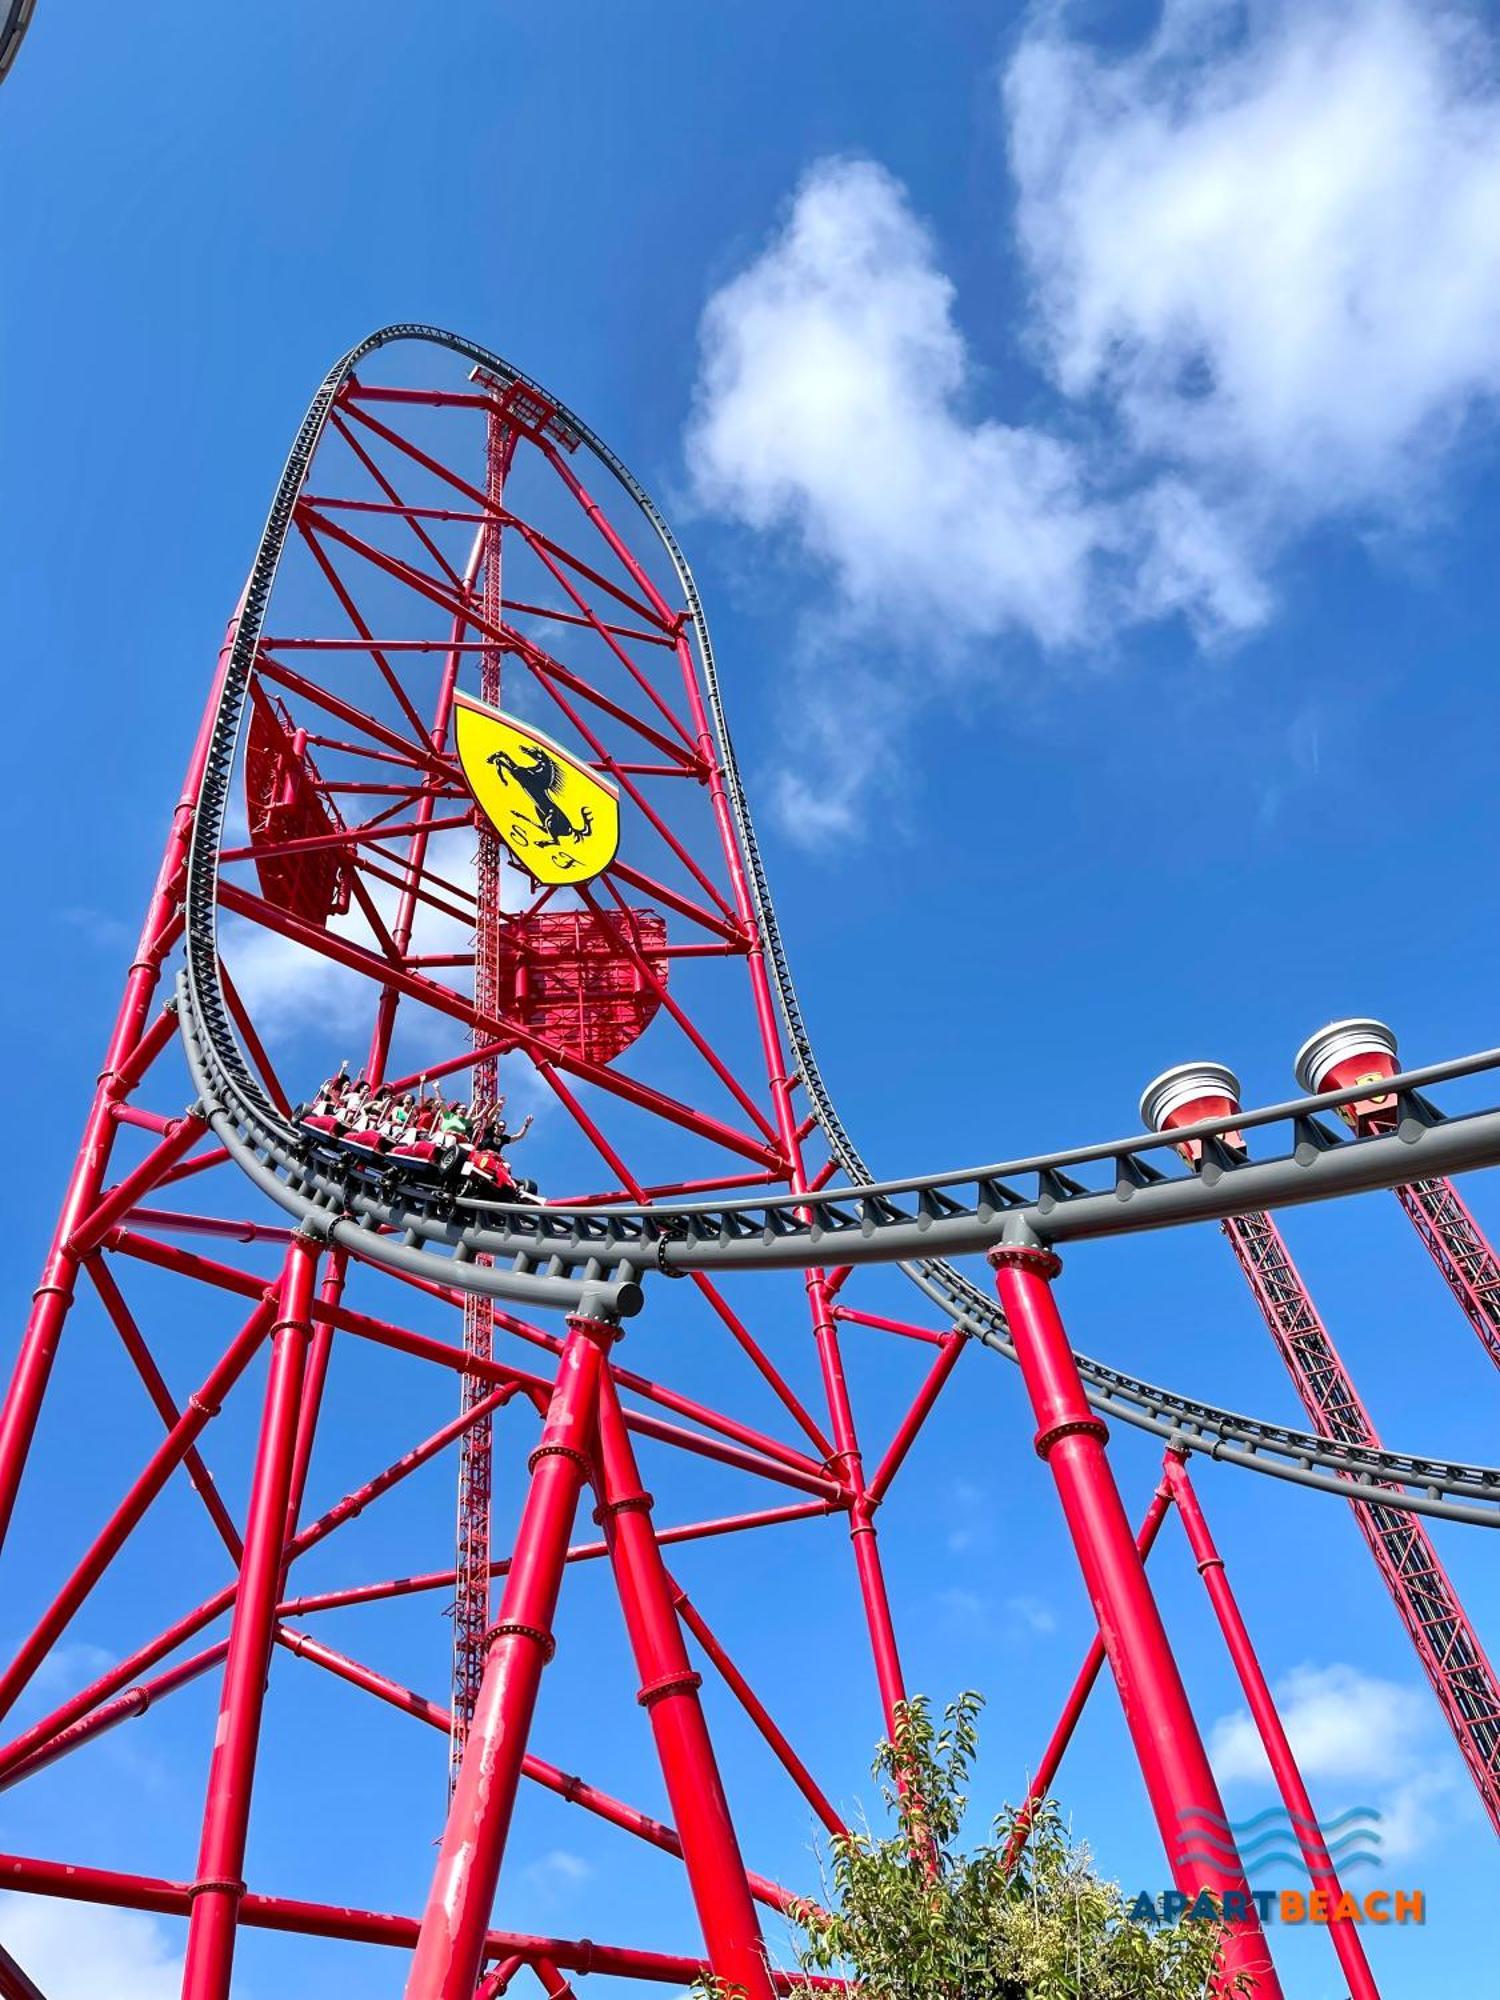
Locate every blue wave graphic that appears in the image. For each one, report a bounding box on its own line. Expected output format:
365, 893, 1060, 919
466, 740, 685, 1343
1177, 1840, 1384, 1861
1173, 1803, 1384, 1876
1177, 1844, 1383, 1876
1176, 1824, 1383, 1855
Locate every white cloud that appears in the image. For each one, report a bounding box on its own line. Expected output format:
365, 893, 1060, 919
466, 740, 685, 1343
687, 2, 1500, 835
1210, 1660, 1425, 1786
0, 1895, 183, 2000
1008, 0, 1500, 518
684, 157, 1264, 841
688, 157, 1112, 653
1209, 1660, 1466, 1862
219, 825, 478, 1060
517, 1848, 593, 1913
935, 1584, 988, 1623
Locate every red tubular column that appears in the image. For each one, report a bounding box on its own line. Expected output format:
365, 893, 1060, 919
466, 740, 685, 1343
405, 1313, 617, 2000
182, 1229, 321, 2000
990, 1241, 1281, 1998
1162, 1450, 1379, 2000
593, 1372, 774, 2000
0, 617, 238, 1554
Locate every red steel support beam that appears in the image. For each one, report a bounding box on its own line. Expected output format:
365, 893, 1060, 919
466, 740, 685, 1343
182, 1233, 321, 2000
989, 1241, 1281, 1998
0, 617, 236, 1556
1149, 1065, 1500, 1833
594, 1371, 774, 2000
405, 1312, 616, 2000
85, 1252, 244, 1559
1222, 1207, 1500, 1833
1394, 1177, 1500, 1373
1161, 1450, 1380, 2000
0, 1945, 45, 2000
0, 1291, 275, 1725
867, 1333, 965, 1504
671, 1578, 847, 1841
0, 1848, 855, 1988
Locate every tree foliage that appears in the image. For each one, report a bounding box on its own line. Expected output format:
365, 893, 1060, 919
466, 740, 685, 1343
736, 1693, 1228, 2000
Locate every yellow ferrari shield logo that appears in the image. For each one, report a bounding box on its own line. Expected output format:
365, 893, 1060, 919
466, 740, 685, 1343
454, 694, 619, 886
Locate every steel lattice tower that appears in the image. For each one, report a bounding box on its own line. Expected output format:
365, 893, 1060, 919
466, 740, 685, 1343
451, 386, 521, 1790
1143, 1061, 1500, 1835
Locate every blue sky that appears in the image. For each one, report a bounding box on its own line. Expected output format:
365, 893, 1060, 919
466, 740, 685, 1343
4, 2, 1500, 1995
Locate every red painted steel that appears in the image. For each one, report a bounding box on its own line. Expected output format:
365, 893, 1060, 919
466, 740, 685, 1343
495, 908, 668, 1066
452, 399, 514, 1790
1315, 1038, 1500, 1373
1224, 1205, 1500, 1833
0, 612, 237, 1552
1395, 1177, 1500, 1372
990, 1244, 1281, 1997
1155, 1082, 1500, 1835
594, 1371, 775, 2000
407, 1312, 615, 2000
1003, 1480, 1173, 1874
183, 1233, 321, 2000
0, 1847, 851, 1990
244, 683, 353, 923
1162, 1451, 1381, 2000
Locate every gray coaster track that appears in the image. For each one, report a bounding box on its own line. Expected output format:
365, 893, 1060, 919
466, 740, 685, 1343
177, 323, 1500, 1525
0, 0, 36, 84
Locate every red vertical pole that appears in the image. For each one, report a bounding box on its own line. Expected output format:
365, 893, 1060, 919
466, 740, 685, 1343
593, 1371, 774, 2000
182, 1229, 321, 2000
1162, 1451, 1380, 2000
990, 1241, 1281, 1998
0, 617, 238, 1554
405, 1312, 617, 2000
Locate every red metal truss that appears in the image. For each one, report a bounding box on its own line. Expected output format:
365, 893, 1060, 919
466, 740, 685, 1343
1223, 1206, 1500, 1833
0, 348, 972, 1999
452, 396, 518, 1792
1394, 1177, 1500, 1373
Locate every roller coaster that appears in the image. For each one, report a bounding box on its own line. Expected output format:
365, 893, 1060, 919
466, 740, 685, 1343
4, 324, 1498, 1998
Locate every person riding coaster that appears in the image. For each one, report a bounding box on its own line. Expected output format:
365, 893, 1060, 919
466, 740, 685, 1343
293, 1070, 540, 1204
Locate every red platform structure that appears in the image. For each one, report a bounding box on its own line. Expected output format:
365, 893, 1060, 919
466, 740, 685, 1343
7, 327, 1495, 1998
1142, 1060, 1500, 1836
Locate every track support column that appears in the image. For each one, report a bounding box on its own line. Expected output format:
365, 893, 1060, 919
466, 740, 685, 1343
405, 1310, 617, 2000
989, 1238, 1280, 1998
182, 1227, 322, 2000
594, 1370, 774, 2000
1162, 1449, 1380, 2000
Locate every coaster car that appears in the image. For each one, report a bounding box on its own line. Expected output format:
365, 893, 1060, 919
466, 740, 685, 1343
291, 1107, 536, 1204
